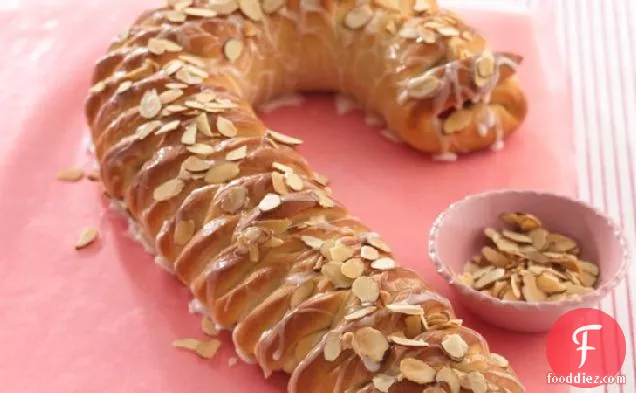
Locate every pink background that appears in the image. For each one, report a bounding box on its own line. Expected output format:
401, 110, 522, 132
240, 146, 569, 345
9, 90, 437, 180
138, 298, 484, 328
0, 1, 573, 392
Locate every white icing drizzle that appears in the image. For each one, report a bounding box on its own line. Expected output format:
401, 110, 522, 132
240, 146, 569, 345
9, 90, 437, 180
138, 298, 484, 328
257, 93, 306, 113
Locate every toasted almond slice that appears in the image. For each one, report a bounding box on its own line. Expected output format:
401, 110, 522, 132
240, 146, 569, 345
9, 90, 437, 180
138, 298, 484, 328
407, 74, 440, 99
202, 162, 238, 184
271, 172, 289, 195
528, 228, 549, 250
223, 38, 244, 63
564, 282, 594, 296
201, 318, 218, 336
366, 234, 391, 252
352, 327, 388, 362
329, 241, 355, 263
174, 219, 196, 245
323, 331, 342, 361
372, 374, 396, 393
148, 37, 183, 55
186, 144, 215, 155
272, 162, 293, 173
344, 305, 377, 320
579, 271, 597, 287
462, 371, 488, 393
490, 353, 510, 368
179, 123, 197, 145
371, 257, 397, 270
359, 245, 380, 261
75, 227, 98, 249
436, 366, 461, 393
390, 335, 429, 347
400, 358, 436, 384
322, 262, 353, 289
473, 268, 505, 290
57, 167, 84, 182
268, 130, 303, 145
286, 278, 313, 307
386, 304, 423, 315
216, 116, 238, 137
502, 229, 533, 244
301, 235, 323, 250
160, 89, 184, 104
344, 5, 374, 30
441, 333, 468, 361
341, 258, 365, 279
225, 146, 247, 161
238, 0, 262, 20
183, 7, 218, 17
352, 276, 380, 303
521, 272, 547, 301
195, 339, 222, 359
258, 193, 281, 211
481, 246, 509, 267
578, 260, 600, 276
116, 80, 133, 94
547, 233, 578, 252
443, 110, 472, 134
183, 156, 212, 173
195, 113, 213, 136
536, 272, 567, 293
140, 89, 162, 119
154, 179, 185, 201
156, 119, 181, 135
172, 338, 199, 352
284, 172, 304, 191
510, 273, 522, 299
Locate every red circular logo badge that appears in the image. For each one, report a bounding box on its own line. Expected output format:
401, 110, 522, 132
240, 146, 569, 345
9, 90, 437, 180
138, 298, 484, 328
546, 308, 626, 388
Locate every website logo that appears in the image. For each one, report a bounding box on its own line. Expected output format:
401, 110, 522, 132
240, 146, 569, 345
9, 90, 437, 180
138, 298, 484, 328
546, 308, 627, 388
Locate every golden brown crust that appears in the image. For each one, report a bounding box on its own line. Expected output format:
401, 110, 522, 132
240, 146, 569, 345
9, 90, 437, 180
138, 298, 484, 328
87, 1, 527, 392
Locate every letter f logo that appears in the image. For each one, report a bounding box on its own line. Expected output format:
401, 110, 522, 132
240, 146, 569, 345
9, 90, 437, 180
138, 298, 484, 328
572, 324, 602, 368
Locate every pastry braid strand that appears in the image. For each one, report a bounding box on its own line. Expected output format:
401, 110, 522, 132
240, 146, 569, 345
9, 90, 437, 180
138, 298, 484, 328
86, 0, 526, 392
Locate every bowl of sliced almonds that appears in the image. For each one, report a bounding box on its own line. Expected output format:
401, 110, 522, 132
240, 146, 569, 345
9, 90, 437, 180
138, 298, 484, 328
428, 189, 630, 333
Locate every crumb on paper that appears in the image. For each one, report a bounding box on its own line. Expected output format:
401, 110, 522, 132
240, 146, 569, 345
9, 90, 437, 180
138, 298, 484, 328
57, 167, 85, 182
228, 357, 238, 367
75, 227, 98, 250
173, 338, 222, 360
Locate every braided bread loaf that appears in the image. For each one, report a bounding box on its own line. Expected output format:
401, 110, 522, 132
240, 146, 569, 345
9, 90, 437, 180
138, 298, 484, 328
86, 0, 527, 392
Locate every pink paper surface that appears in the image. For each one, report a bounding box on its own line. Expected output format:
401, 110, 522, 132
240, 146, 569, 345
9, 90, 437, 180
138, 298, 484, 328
0, 2, 572, 392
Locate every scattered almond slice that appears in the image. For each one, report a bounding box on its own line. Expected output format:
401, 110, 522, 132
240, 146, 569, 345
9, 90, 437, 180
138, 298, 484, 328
267, 129, 303, 145
360, 245, 380, 261
321, 261, 353, 289
400, 358, 436, 384
323, 331, 342, 361
344, 306, 377, 320
389, 335, 429, 347
352, 327, 388, 362
174, 219, 196, 246
57, 167, 85, 182
216, 116, 238, 137
371, 257, 397, 270
386, 304, 423, 315
436, 366, 461, 393
201, 318, 218, 336
154, 179, 185, 201
341, 258, 365, 279
258, 193, 281, 212
301, 235, 323, 250
372, 374, 396, 393
366, 234, 391, 252
441, 333, 468, 361
204, 161, 240, 184
75, 227, 98, 249
352, 276, 380, 303
225, 145, 247, 161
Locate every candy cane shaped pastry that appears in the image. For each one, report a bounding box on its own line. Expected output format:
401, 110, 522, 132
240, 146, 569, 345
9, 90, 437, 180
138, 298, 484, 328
86, 0, 527, 392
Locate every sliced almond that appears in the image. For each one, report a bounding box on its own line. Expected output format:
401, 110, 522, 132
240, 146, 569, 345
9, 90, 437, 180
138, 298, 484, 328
579, 271, 597, 288
352, 276, 380, 303
407, 74, 440, 99
400, 358, 436, 384
75, 227, 98, 249
473, 268, 505, 290
220, 186, 246, 213
225, 145, 247, 161
352, 327, 388, 362
360, 245, 380, 261
271, 172, 289, 195
258, 193, 281, 212
536, 272, 567, 293
443, 110, 472, 134
441, 333, 468, 361
154, 179, 185, 201
510, 273, 522, 299
389, 336, 429, 347
528, 228, 549, 250
204, 161, 240, 184
323, 331, 342, 361
282, 172, 304, 191
181, 123, 197, 145
57, 167, 84, 182
371, 257, 397, 270
564, 282, 594, 296
436, 366, 461, 393
344, 306, 377, 320
183, 7, 218, 17
372, 374, 396, 393
147, 37, 183, 55
344, 5, 373, 30
413, 0, 431, 12
329, 241, 355, 263
268, 130, 303, 145
174, 219, 195, 245
476, 53, 495, 79
366, 234, 391, 252
201, 318, 218, 336
156, 119, 181, 135
547, 233, 578, 252
290, 279, 315, 308
578, 260, 599, 276
223, 38, 244, 63
216, 116, 238, 137
272, 161, 294, 173
160, 89, 184, 104
502, 229, 533, 244
183, 156, 212, 172
207, 0, 239, 14
238, 0, 262, 21
140, 89, 162, 119
437, 26, 459, 37
196, 113, 213, 136
194, 339, 222, 359
481, 246, 509, 268
301, 235, 323, 250
521, 272, 547, 301
386, 304, 423, 315
463, 371, 488, 393
341, 258, 365, 279
489, 353, 509, 368
187, 143, 216, 155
